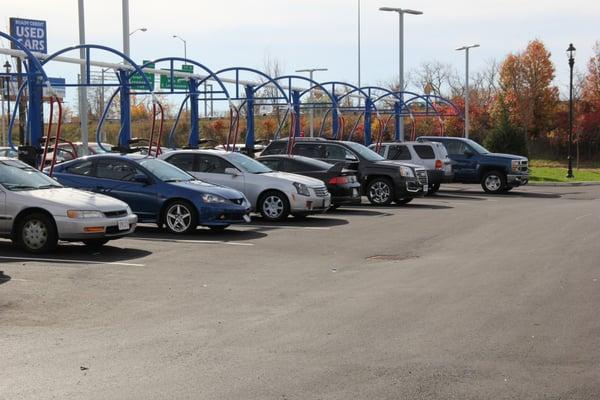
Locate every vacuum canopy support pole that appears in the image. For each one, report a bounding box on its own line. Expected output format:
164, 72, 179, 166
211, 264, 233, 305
27, 62, 44, 152
245, 85, 255, 156
364, 98, 373, 146
189, 78, 200, 148
119, 69, 131, 150
292, 90, 301, 137
332, 95, 339, 139
394, 101, 401, 142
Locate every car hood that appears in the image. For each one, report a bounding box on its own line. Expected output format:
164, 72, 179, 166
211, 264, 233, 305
17, 187, 129, 211
260, 171, 325, 187
374, 160, 425, 170
485, 153, 528, 161
171, 180, 246, 199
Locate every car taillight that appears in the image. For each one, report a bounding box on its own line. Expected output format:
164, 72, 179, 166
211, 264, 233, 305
328, 176, 349, 185
435, 159, 443, 170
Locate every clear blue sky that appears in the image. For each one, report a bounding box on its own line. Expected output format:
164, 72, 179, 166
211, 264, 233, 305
2, 0, 598, 101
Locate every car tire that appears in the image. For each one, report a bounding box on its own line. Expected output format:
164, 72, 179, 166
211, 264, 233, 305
258, 191, 290, 222
366, 178, 394, 206
82, 239, 110, 248
394, 197, 413, 205
17, 212, 58, 253
163, 200, 198, 234
481, 171, 507, 194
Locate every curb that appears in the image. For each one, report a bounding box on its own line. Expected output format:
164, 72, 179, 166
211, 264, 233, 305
528, 181, 600, 187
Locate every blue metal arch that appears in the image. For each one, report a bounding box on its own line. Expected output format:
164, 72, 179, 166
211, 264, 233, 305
209, 67, 290, 104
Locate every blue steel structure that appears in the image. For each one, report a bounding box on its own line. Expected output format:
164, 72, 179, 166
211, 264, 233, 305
0, 29, 462, 163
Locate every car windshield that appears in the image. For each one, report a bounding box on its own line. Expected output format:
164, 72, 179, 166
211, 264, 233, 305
226, 152, 273, 174
466, 139, 490, 154
344, 142, 385, 161
0, 160, 63, 191
138, 158, 195, 182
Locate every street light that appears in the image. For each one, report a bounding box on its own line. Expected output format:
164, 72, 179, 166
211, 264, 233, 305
567, 43, 576, 179
295, 68, 328, 137
172, 35, 187, 60
379, 7, 423, 141
455, 44, 480, 139
129, 27, 147, 36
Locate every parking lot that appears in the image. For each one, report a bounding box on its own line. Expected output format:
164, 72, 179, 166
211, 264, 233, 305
1, 184, 600, 399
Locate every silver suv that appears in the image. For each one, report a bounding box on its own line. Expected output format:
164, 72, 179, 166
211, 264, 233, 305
370, 141, 453, 194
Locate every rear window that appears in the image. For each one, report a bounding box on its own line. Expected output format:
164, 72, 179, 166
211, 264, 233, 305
262, 141, 286, 155
413, 145, 435, 159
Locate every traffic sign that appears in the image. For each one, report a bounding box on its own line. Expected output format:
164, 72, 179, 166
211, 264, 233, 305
130, 60, 155, 91
160, 64, 194, 90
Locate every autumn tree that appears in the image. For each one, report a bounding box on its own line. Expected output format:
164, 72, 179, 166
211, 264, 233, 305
498, 39, 559, 139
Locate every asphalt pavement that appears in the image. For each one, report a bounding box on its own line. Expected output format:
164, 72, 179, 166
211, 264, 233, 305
1, 184, 599, 399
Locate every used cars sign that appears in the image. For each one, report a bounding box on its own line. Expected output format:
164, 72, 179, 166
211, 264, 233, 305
9, 17, 47, 54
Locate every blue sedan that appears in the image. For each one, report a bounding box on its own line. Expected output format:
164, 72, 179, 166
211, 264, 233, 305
51, 154, 252, 233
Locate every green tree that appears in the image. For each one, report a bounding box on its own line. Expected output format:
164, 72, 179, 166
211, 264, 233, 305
484, 95, 528, 157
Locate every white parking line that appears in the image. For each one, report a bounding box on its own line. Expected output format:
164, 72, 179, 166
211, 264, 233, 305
130, 237, 254, 246
0, 256, 145, 267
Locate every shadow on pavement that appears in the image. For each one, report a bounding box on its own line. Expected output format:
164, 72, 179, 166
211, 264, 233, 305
329, 208, 395, 217
0, 240, 152, 265
0, 271, 11, 285
248, 216, 350, 228
132, 225, 268, 241
439, 188, 564, 199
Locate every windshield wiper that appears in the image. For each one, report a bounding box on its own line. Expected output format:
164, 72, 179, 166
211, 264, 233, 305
164, 178, 193, 183
37, 184, 62, 189
6, 185, 38, 191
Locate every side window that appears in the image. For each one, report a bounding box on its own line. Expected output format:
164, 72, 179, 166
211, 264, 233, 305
373, 146, 386, 156
388, 145, 412, 160
95, 159, 139, 181
413, 145, 435, 160
197, 155, 232, 173
260, 159, 280, 171
324, 145, 356, 161
66, 160, 93, 176
262, 142, 286, 155
283, 159, 306, 173
168, 154, 195, 171
446, 140, 468, 156
294, 144, 323, 158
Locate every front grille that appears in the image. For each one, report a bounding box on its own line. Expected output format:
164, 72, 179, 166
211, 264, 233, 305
104, 210, 128, 218
416, 169, 428, 185
313, 186, 329, 197
230, 198, 245, 205
223, 213, 246, 221
106, 226, 119, 234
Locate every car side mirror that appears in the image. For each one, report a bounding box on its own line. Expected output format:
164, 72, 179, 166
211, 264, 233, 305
133, 173, 151, 185
225, 167, 241, 176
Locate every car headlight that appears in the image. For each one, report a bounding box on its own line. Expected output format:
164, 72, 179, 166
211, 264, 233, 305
202, 193, 226, 203
511, 160, 520, 172
293, 182, 311, 196
67, 210, 104, 219
399, 166, 415, 178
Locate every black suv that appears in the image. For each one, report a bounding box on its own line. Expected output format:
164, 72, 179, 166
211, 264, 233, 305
261, 138, 428, 205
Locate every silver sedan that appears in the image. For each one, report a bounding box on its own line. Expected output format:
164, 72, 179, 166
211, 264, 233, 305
0, 158, 137, 253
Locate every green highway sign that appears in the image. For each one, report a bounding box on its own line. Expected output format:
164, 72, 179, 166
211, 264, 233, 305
160, 64, 194, 90
130, 60, 155, 91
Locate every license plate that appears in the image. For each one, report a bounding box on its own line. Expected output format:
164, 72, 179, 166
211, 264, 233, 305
243, 214, 251, 223
324, 198, 331, 208
352, 188, 359, 197
118, 220, 129, 231
423, 186, 429, 193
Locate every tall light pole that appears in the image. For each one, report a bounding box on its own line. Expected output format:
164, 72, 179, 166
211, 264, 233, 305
78, 0, 89, 154
567, 43, 576, 179
357, 0, 361, 92
295, 68, 328, 137
379, 7, 422, 141
2, 61, 11, 147
456, 44, 480, 139
122, 0, 130, 57
172, 35, 187, 60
